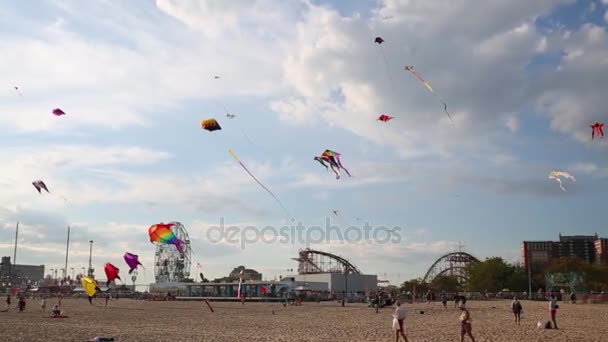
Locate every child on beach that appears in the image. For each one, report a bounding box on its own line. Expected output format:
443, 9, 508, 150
549, 294, 559, 329
40, 297, 46, 312
392, 301, 408, 342
459, 304, 476, 342
51, 304, 61, 317
511, 296, 522, 325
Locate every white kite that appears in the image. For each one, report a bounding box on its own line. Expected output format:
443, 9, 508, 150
548, 170, 575, 191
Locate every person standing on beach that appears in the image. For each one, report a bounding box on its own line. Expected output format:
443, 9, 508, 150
511, 296, 522, 325
40, 297, 46, 312
441, 293, 448, 310
5, 295, 10, 311
392, 301, 408, 342
549, 294, 559, 329
459, 304, 476, 342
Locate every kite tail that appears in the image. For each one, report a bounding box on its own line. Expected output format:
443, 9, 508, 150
128, 269, 133, 275
116, 276, 121, 282
441, 100, 454, 124
329, 164, 340, 179
228, 149, 289, 216
335, 157, 352, 177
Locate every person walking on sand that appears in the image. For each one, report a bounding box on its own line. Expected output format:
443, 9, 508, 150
5, 295, 11, 311
511, 296, 522, 325
549, 294, 559, 329
459, 304, 476, 342
40, 297, 47, 312
105, 293, 110, 307
441, 293, 448, 310
392, 301, 408, 342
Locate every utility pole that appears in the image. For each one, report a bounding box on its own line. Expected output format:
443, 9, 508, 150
64, 226, 70, 281
11, 222, 19, 286
88, 240, 94, 277
13, 222, 19, 265
527, 248, 532, 300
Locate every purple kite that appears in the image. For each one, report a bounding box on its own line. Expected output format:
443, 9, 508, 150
52, 108, 65, 116
123, 252, 144, 274
32, 180, 49, 193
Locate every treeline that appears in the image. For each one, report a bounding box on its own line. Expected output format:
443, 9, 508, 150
400, 257, 608, 294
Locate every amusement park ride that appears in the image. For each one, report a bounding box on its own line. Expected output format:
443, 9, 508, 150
154, 222, 192, 283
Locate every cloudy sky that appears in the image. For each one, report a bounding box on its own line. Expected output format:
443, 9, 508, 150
1, 0, 608, 286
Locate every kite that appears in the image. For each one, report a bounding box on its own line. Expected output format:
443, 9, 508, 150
32, 180, 49, 193
548, 170, 575, 191
13, 86, 22, 97
104, 263, 121, 287
214, 76, 220, 79
404, 66, 453, 123
52, 108, 65, 116
81, 276, 101, 304
228, 148, 289, 215
148, 223, 184, 253
374, 37, 384, 44
373, 36, 399, 95
314, 150, 352, 180
201, 118, 221, 131
591, 123, 604, 140
333, 210, 339, 216
377, 114, 394, 122
123, 252, 143, 274
226, 114, 236, 119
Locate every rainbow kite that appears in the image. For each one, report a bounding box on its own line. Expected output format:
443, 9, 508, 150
148, 223, 183, 253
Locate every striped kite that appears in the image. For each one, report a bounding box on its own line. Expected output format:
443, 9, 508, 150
404, 66, 453, 123
149, 223, 184, 253
201, 118, 221, 131
314, 150, 352, 180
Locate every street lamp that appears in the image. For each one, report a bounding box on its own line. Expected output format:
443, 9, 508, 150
88, 240, 94, 277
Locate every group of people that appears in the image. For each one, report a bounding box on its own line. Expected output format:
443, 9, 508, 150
391, 294, 563, 342
4, 294, 64, 317
391, 300, 476, 342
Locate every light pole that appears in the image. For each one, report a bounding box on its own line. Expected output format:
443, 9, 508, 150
88, 240, 94, 277
70, 267, 74, 279
54, 269, 58, 279
50, 268, 54, 279
527, 250, 532, 300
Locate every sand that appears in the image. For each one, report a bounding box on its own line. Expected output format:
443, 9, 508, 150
0, 298, 606, 341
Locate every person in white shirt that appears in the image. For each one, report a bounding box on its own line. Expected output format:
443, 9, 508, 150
40, 297, 46, 312
392, 301, 408, 342
549, 294, 558, 329
511, 296, 522, 325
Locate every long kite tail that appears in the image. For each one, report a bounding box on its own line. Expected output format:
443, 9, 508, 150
334, 156, 352, 177
228, 149, 289, 215
441, 101, 454, 124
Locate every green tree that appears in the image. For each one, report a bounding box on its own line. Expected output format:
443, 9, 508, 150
466, 257, 517, 292
400, 278, 429, 296
430, 275, 461, 292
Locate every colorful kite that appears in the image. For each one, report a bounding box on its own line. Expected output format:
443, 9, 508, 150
404, 66, 453, 123
377, 114, 394, 122
32, 180, 49, 193
52, 108, 65, 116
148, 223, 184, 253
123, 252, 143, 274
81, 276, 100, 304
201, 118, 221, 131
591, 123, 604, 140
314, 150, 352, 180
228, 148, 289, 215
548, 170, 575, 191
104, 263, 121, 287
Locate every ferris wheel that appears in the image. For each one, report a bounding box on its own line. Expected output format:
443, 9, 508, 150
154, 221, 191, 283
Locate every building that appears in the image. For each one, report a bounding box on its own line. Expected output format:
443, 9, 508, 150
595, 238, 608, 265
522, 233, 606, 269
0, 256, 45, 287
292, 273, 377, 293
558, 234, 597, 263
521, 241, 559, 269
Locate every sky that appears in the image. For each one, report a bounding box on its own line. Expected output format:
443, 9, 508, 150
1, 0, 608, 287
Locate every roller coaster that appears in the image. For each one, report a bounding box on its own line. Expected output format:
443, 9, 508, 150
293, 248, 361, 274
422, 251, 479, 284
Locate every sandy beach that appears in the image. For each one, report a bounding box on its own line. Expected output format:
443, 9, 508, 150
0, 298, 606, 341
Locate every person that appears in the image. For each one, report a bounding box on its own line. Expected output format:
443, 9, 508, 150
18, 296, 26, 312
570, 292, 576, 304
511, 296, 523, 325
51, 304, 61, 317
441, 293, 448, 310
459, 304, 476, 342
40, 297, 47, 312
105, 293, 111, 307
58, 293, 63, 307
393, 301, 408, 342
5, 295, 10, 311
549, 294, 559, 329
454, 293, 460, 308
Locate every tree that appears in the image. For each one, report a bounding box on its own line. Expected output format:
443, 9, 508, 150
430, 275, 461, 292
466, 257, 518, 292
400, 278, 429, 296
